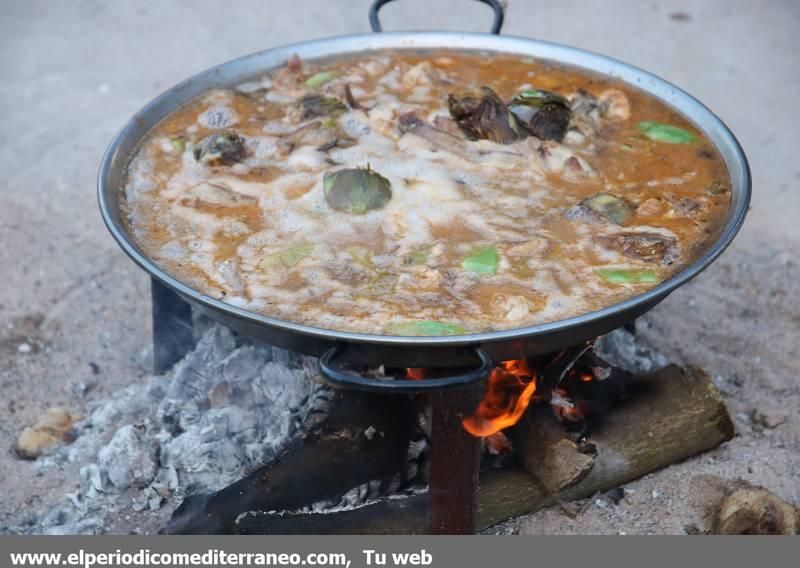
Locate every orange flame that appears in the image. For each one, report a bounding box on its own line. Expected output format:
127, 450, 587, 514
462, 360, 537, 437
405, 368, 426, 380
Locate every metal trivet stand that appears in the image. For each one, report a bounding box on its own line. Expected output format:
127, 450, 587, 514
152, 279, 492, 534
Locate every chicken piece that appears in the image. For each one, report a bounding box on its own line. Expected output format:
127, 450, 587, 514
506, 238, 550, 258
397, 266, 444, 293
637, 198, 663, 216
566, 88, 630, 144
398, 112, 482, 162
595, 232, 679, 265
599, 89, 631, 121
270, 54, 307, 98
568, 89, 603, 140
275, 121, 341, 156
401, 61, 440, 89
181, 181, 256, 208
530, 139, 596, 180
490, 293, 545, 322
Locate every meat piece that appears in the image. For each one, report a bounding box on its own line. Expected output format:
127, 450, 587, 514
181, 181, 256, 208
596, 232, 679, 265
276, 121, 341, 155
398, 112, 481, 161
568, 89, 603, 139
663, 193, 710, 217
490, 293, 545, 322
400, 61, 440, 89
566, 88, 630, 144
432, 115, 466, 138
599, 89, 631, 121
531, 140, 596, 180
637, 198, 663, 216
344, 84, 364, 110
271, 55, 306, 96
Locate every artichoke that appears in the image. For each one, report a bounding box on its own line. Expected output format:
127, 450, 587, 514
193, 131, 246, 165
566, 193, 633, 225
447, 87, 521, 144
508, 89, 572, 142
323, 167, 392, 214
296, 94, 346, 119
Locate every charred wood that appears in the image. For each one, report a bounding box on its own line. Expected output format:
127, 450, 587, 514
236, 365, 733, 534
511, 407, 596, 493
164, 390, 416, 534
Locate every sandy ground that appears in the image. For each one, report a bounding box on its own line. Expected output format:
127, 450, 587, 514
1, 0, 798, 534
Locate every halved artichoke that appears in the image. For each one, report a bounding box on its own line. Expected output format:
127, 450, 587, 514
323, 167, 392, 214
565, 193, 633, 225
193, 131, 246, 165
508, 89, 572, 142
296, 94, 346, 120
447, 87, 521, 144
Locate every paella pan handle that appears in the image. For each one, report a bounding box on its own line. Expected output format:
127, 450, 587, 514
369, 0, 505, 34
318, 345, 493, 393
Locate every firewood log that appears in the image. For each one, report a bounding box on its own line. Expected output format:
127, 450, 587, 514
235, 365, 734, 534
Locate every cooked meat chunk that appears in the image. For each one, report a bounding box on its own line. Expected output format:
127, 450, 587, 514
596, 232, 679, 265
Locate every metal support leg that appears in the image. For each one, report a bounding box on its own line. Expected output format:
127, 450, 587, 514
427, 383, 484, 534
151, 277, 195, 374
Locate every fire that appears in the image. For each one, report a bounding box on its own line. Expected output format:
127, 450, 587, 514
462, 359, 537, 437
405, 368, 426, 380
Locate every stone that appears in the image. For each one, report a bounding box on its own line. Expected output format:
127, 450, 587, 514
15, 407, 78, 459
97, 424, 157, 492
715, 488, 799, 535
751, 409, 787, 430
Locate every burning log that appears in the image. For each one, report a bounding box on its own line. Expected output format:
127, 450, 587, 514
165, 391, 416, 534
235, 364, 734, 534
511, 407, 596, 493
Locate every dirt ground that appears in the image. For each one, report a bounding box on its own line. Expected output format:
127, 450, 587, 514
1, 0, 798, 534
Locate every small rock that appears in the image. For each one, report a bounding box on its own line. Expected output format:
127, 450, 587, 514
15, 407, 78, 460
751, 409, 787, 430
604, 486, 626, 505
80, 464, 104, 499
715, 487, 799, 535
17, 343, 31, 354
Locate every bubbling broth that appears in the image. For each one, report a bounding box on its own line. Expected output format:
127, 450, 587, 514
122, 50, 730, 336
